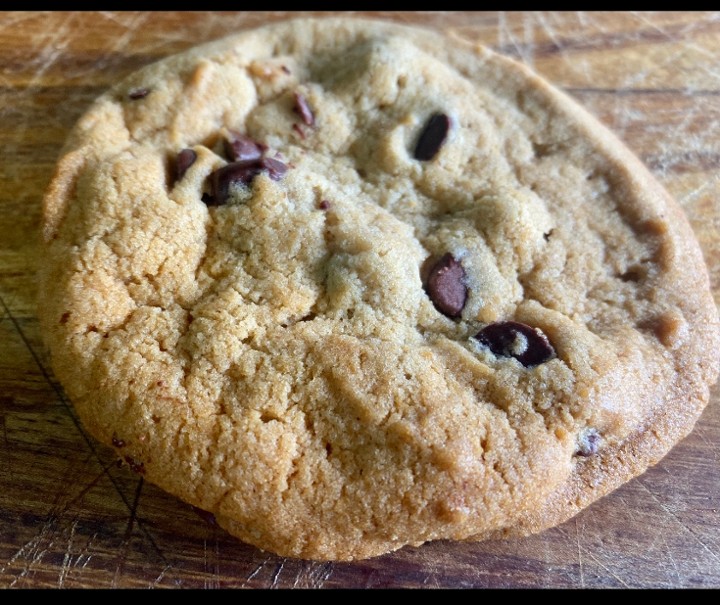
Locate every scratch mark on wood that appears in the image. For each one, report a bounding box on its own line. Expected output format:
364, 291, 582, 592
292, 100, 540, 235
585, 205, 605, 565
203, 538, 210, 588
3, 515, 57, 586
635, 478, 720, 567
269, 558, 286, 588
522, 11, 536, 69
497, 12, 527, 62
421, 572, 441, 588
662, 532, 683, 585
631, 12, 677, 43
692, 424, 720, 462
149, 563, 172, 588
59, 458, 117, 513
585, 549, 632, 588
202, 537, 220, 589
112, 477, 144, 587
57, 517, 77, 587
242, 555, 271, 587
314, 561, 334, 589
0, 412, 9, 482
575, 517, 585, 588
293, 560, 335, 589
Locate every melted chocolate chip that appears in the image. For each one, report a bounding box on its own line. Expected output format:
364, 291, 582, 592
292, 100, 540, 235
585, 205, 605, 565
175, 148, 197, 183
424, 253, 467, 318
474, 321, 555, 367
293, 92, 315, 127
576, 429, 600, 457
206, 157, 289, 206
413, 113, 451, 161
223, 130, 264, 163
128, 87, 150, 100
208, 161, 262, 205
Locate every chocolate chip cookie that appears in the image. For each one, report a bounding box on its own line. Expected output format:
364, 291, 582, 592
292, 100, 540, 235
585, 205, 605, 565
38, 17, 720, 561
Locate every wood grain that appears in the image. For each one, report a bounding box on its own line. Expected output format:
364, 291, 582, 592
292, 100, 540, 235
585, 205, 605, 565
1, 11, 719, 588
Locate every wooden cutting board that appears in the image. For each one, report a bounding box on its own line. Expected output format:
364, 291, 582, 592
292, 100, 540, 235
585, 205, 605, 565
1, 11, 719, 588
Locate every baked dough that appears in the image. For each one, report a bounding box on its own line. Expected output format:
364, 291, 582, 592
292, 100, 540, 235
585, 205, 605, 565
38, 17, 720, 560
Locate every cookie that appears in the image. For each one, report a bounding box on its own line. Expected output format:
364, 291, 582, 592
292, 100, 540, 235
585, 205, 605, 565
38, 17, 720, 561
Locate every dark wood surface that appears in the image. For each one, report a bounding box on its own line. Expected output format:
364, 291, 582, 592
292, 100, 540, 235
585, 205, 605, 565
1, 11, 719, 588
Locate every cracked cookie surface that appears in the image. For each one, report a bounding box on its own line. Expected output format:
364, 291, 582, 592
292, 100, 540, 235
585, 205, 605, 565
39, 17, 719, 560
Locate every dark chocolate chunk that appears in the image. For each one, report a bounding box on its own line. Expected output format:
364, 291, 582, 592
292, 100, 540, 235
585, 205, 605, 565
474, 321, 555, 367
128, 87, 150, 100
424, 253, 467, 318
576, 429, 600, 457
223, 130, 264, 163
413, 112, 451, 161
175, 148, 197, 183
293, 92, 315, 127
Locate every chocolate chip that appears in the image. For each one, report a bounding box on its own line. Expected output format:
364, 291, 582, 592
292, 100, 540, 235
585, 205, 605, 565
576, 429, 600, 457
111, 435, 126, 448
293, 92, 315, 127
223, 130, 264, 163
208, 161, 263, 205
292, 123, 306, 139
474, 321, 555, 367
206, 157, 289, 206
414, 112, 451, 161
260, 156, 288, 181
175, 148, 197, 183
424, 253, 467, 318
128, 87, 150, 100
